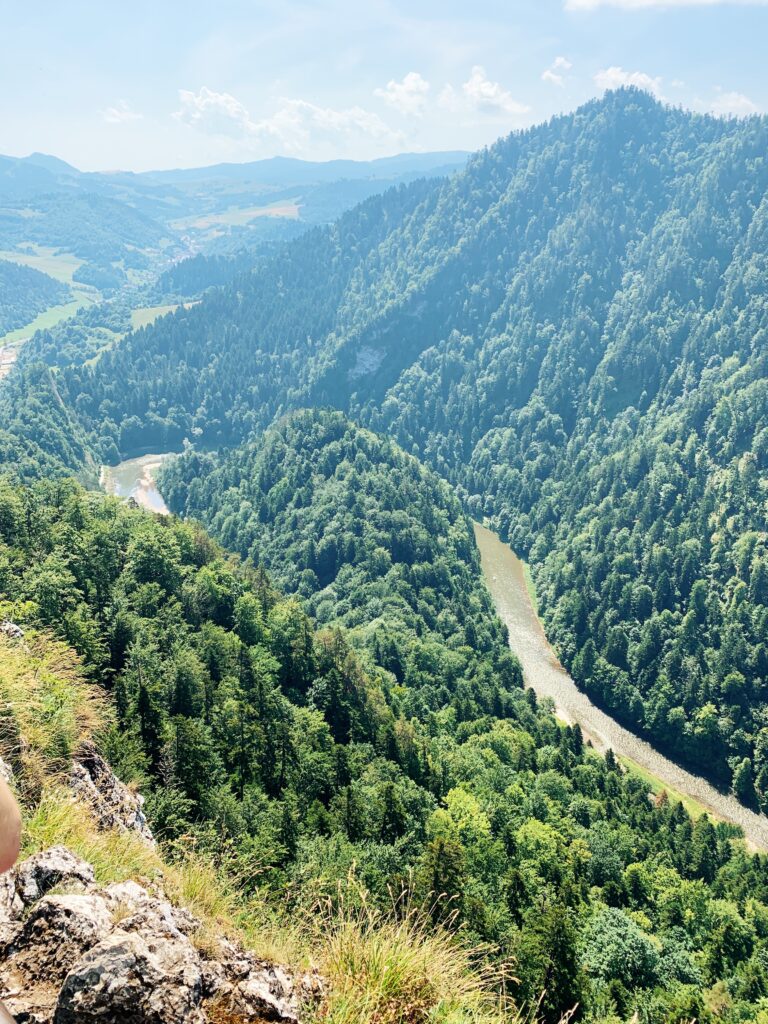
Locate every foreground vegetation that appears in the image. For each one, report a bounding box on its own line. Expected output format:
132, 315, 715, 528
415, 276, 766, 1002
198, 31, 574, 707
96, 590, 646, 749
3, 456, 768, 1022
1, 631, 513, 1024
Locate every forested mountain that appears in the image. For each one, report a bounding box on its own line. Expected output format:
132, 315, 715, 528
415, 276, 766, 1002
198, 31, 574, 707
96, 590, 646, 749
145, 152, 468, 186
21, 88, 768, 805
0, 148, 465, 280
159, 410, 507, 691
0, 192, 169, 265
5, 466, 768, 1023
0, 258, 69, 335
6, 87, 768, 1018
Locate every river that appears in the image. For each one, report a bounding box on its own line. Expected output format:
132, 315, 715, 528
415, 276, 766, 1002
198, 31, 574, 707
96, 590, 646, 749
474, 522, 768, 851
100, 454, 173, 514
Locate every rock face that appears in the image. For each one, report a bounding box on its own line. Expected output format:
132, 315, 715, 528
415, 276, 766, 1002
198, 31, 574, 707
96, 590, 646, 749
0, 621, 24, 641
0, 848, 319, 1024
69, 743, 154, 847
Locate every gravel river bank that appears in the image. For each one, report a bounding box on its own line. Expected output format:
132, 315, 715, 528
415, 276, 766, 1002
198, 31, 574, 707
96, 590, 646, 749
475, 522, 768, 851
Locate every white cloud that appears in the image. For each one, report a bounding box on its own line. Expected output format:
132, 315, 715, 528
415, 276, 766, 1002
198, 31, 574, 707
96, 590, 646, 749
374, 72, 430, 116
174, 87, 402, 155
253, 98, 402, 152
568, 0, 768, 7
594, 66, 664, 98
437, 84, 461, 113
462, 66, 530, 116
174, 87, 256, 138
102, 100, 143, 125
709, 89, 760, 116
542, 56, 573, 87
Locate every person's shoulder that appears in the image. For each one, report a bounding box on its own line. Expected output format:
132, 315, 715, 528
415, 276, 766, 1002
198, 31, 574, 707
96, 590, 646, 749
0, 778, 21, 875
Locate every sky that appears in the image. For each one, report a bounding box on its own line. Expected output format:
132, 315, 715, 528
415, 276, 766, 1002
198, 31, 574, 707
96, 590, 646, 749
2, 0, 768, 172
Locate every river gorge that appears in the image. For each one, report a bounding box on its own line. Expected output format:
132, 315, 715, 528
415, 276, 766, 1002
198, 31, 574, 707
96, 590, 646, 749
475, 522, 768, 851
96, 455, 768, 850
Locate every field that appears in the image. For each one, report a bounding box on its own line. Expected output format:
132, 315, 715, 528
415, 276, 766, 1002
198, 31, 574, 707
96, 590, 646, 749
0, 245, 85, 283
0, 294, 96, 348
130, 300, 199, 331
0, 245, 98, 353
169, 201, 301, 233
131, 303, 179, 330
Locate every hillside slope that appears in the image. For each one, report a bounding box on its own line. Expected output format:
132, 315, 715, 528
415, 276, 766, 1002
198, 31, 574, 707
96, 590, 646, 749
159, 410, 505, 673
0, 259, 70, 336
5, 465, 768, 1020
45, 88, 768, 804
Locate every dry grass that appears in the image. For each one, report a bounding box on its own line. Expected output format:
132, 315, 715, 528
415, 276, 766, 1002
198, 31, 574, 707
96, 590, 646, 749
21, 782, 298, 956
0, 633, 106, 799
309, 891, 516, 1024
22, 785, 163, 884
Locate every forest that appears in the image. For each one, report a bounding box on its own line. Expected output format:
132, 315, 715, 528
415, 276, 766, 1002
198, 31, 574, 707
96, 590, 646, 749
10, 89, 765, 801
4, 447, 768, 1023
3, 87, 768, 1021
0, 258, 69, 336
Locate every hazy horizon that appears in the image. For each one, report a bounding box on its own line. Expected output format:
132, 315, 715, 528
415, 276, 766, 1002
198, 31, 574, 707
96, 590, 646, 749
4, 0, 768, 173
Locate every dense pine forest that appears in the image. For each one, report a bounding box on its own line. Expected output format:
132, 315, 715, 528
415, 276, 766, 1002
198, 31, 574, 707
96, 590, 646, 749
7, 89, 765, 800
158, 411, 506, 668
4, 88, 768, 1022
5, 460, 768, 1023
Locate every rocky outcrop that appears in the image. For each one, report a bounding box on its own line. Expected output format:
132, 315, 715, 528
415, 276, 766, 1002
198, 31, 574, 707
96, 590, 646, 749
0, 848, 320, 1024
3, 846, 94, 920
0, 622, 24, 641
69, 744, 154, 846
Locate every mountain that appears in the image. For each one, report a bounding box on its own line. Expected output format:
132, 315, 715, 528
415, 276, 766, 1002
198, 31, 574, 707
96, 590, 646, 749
0, 148, 467, 269
0, 153, 80, 198
15, 88, 768, 805
143, 151, 468, 185
7, 88, 768, 1021
158, 409, 506, 668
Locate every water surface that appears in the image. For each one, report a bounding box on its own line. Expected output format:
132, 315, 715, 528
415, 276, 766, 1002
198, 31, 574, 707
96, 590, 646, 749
474, 522, 768, 850
101, 453, 173, 514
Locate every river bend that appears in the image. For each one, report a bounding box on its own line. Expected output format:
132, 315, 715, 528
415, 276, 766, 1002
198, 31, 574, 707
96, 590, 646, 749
475, 523, 768, 851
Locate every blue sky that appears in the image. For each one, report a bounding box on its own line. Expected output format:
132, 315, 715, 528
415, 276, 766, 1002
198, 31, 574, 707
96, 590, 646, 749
2, 0, 768, 171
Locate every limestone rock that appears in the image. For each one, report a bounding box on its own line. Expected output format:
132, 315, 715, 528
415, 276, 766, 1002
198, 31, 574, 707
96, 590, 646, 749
101, 880, 200, 939
5, 892, 113, 981
69, 743, 154, 846
0, 846, 318, 1024
0, 621, 24, 640
54, 931, 205, 1024
13, 847, 94, 908
0, 892, 113, 1024
202, 937, 314, 1023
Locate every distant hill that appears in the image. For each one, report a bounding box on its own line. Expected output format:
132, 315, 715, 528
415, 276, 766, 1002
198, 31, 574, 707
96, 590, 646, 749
0, 258, 70, 335
0, 149, 467, 271
143, 151, 468, 185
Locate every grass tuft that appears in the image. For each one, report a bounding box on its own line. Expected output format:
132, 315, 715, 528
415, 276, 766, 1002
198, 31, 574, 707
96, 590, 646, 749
0, 633, 106, 798
311, 890, 515, 1024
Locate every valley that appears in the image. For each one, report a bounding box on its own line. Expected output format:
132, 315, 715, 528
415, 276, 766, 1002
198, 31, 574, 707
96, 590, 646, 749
101, 444, 768, 849
475, 523, 768, 850
4, 86, 768, 1024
